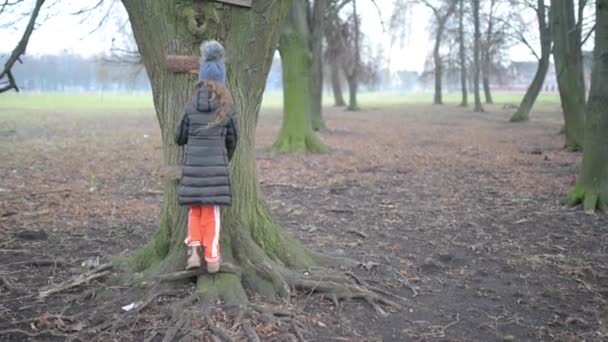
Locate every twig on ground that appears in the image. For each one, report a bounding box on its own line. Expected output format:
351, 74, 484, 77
8, 259, 72, 268
0, 275, 24, 293
242, 320, 260, 342
347, 230, 368, 239
291, 321, 306, 342
162, 311, 189, 342
0, 328, 68, 338
205, 316, 235, 342
38, 263, 112, 299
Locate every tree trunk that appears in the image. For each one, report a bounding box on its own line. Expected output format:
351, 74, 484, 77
433, 29, 443, 105
346, 0, 360, 111
330, 60, 346, 106
473, 0, 484, 112
567, 0, 608, 212
550, 0, 585, 151
122, 0, 317, 305
458, 0, 468, 107
510, 0, 551, 122
275, 0, 327, 153
482, 63, 493, 104
346, 73, 358, 110
309, 0, 327, 131
482, 0, 495, 105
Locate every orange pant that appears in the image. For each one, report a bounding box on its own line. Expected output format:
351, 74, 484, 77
185, 206, 221, 262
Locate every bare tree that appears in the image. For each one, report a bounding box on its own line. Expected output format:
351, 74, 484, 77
0, 0, 45, 93
472, 0, 483, 112
510, 0, 552, 122
421, 0, 457, 105
458, 0, 467, 106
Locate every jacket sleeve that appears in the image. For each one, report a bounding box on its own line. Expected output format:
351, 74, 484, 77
225, 111, 238, 161
175, 112, 189, 146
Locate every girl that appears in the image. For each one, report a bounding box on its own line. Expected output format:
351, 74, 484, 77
175, 40, 238, 273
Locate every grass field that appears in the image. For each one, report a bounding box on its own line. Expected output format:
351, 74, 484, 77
0, 90, 561, 111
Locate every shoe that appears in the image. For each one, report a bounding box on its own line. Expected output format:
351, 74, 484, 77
206, 258, 221, 274
186, 246, 201, 270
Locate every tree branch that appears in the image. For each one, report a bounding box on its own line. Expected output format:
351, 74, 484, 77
0, 0, 45, 93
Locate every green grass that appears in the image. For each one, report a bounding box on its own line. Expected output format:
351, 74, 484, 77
0, 91, 561, 112
0, 92, 154, 110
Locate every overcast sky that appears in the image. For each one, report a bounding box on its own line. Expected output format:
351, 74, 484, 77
0, 0, 539, 73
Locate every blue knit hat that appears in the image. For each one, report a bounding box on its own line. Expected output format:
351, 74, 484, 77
199, 40, 226, 85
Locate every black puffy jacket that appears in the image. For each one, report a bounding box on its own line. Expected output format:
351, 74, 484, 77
175, 85, 238, 206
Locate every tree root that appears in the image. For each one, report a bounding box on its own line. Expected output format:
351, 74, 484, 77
289, 277, 402, 315
566, 183, 608, 213
155, 262, 242, 282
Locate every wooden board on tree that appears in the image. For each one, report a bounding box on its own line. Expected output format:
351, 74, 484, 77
214, 0, 252, 7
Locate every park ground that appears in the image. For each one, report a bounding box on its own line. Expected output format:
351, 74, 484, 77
0, 92, 607, 341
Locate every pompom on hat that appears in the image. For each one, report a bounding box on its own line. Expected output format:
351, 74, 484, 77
199, 40, 226, 85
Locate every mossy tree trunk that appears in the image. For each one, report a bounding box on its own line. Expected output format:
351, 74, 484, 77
122, 0, 319, 305
310, 0, 327, 131
510, 0, 551, 122
567, 0, 608, 212
550, 0, 585, 151
458, 0, 468, 107
274, 0, 328, 153
472, 0, 484, 112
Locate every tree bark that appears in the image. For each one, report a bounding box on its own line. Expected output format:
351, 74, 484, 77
346, 0, 360, 111
567, 0, 608, 212
550, 0, 585, 151
433, 28, 444, 105
275, 0, 327, 153
458, 0, 468, 107
473, 0, 484, 112
510, 0, 551, 122
122, 0, 317, 305
330, 60, 346, 106
482, 0, 495, 104
310, 0, 327, 131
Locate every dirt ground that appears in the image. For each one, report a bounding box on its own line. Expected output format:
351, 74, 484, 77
1, 102, 607, 341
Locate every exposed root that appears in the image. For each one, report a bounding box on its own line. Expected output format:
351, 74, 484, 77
290, 277, 402, 313
156, 262, 242, 282
566, 183, 608, 213
39, 263, 113, 299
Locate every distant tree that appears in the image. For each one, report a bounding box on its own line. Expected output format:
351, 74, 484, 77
421, 0, 457, 105
472, 0, 483, 112
567, 0, 608, 212
550, 0, 585, 151
458, 0, 468, 106
510, 0, 551, 122
344, 0, 361, 111
310, 0, 328, 131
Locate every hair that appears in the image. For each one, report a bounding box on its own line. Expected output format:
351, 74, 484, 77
198, 80, 232, 126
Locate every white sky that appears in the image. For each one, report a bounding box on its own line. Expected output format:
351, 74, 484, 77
0, 0, 539, 73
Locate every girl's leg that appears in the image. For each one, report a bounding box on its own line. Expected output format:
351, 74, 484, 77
185, 206, 202, 269
186, 206, 203, 246
200, 205, 221, 272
